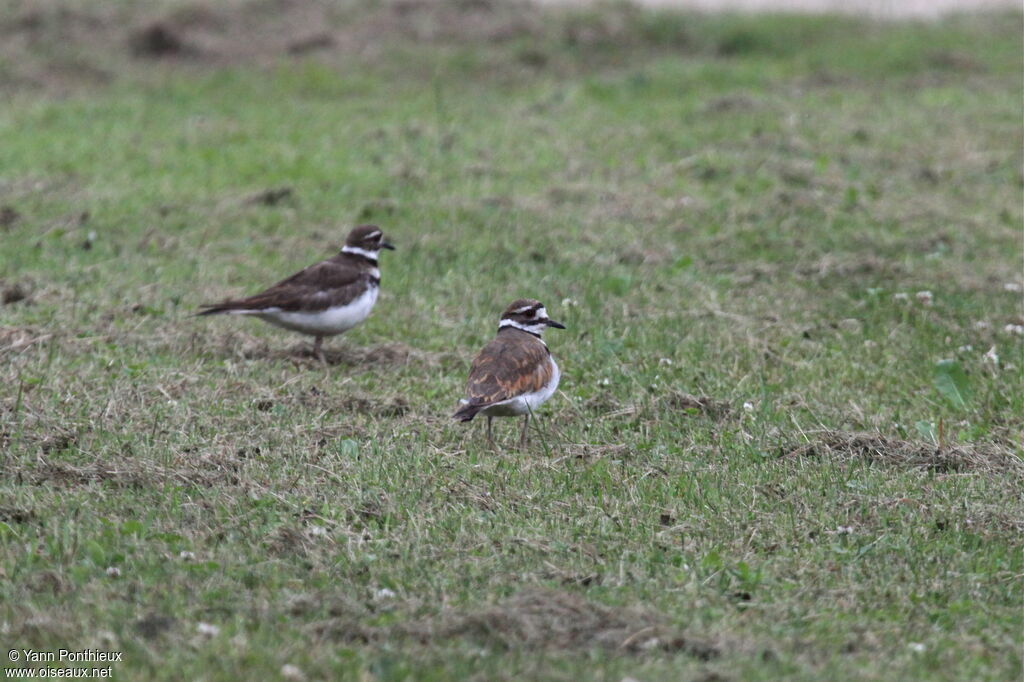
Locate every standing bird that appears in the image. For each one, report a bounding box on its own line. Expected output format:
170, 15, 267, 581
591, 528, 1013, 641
197, 225, 395, 362
453, 299, 566, 447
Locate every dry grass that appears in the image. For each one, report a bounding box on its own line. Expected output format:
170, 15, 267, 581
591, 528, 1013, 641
313, 588, 720, 658
0, 1, 1021, 680
782, 430, 1024, 476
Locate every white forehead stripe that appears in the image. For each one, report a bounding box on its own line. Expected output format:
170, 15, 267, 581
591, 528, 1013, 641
365, 230, 382, 239
341, 245, 380, 260
512, 304, 535, 314
537, 307, 548, 319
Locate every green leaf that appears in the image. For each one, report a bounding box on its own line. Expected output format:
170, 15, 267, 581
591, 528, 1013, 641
337, 439, 360, 458
915, 420, 938, 444
933, 359, 972, 409
85, 540, 106, 565
603, 275, 632, 296
120, 520, 146, 536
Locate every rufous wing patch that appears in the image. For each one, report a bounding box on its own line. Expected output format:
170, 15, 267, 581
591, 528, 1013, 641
464, 331, 553, 407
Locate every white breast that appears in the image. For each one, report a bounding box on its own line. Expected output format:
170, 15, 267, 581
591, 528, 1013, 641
523, 356, 560, 411
242, 285, 379, 337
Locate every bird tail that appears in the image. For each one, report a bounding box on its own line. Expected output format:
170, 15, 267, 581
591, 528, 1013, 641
453, 400, 484, 422
194, 304, 232, 317
194, 301, 254, 317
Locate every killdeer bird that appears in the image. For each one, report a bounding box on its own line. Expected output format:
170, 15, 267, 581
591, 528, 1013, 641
197, 224, 395, 361
453, 299, 566, 447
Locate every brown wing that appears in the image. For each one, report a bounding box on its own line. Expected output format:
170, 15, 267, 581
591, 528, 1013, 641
199, 254, 367, 313
464, 331, 553, 407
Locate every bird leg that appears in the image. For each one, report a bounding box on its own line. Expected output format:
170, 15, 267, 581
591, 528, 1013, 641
486, 416, 494, 446
312, 336, 326, 364
519, 414, 530, 449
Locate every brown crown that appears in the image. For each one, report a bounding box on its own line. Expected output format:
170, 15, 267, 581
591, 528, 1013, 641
345, 224, 385, 248
500, 299, 544, 320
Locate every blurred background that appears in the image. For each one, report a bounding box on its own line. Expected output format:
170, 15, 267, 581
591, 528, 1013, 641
554, 0, 1018, 18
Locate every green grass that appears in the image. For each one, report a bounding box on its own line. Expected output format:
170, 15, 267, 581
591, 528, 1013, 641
1, 3, 1022, 680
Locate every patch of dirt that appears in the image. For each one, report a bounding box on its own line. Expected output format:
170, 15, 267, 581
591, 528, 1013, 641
0, 0, 552, 93
25, 460, 230, 489
229, 339, 438, 369
661, 392, 732, 419
581, 393, 625, 414
321, 342, 441, 368
0, 506, 36, 523
0, 205, 19, 229
561, 443, 631, 461
0, 0, 714, 94
927, 49, 984, 72
286, 32, 335, 55
129, 22, 195, 58
28, 570, 71, 595
335, 394, 411, 418
0, 421, 77, 455
617, 246, 672, 266
538, 568, 603, 588
266, 524, 318, 558
245, 186, 294, 206
134, 613, 177, 640
796, 254, 906, 280
2, 282, 30, 305
704, 93, 760, 113
966, 509, 1024, 535
313, 588, 719, 658
780, 430, 1024, 476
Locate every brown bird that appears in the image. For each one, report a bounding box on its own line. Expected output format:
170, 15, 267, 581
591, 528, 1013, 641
453, 299, 565, 447
197, 225, 395, 361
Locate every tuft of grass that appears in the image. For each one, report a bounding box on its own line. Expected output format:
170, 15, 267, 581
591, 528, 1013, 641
1, 1, 1022, 680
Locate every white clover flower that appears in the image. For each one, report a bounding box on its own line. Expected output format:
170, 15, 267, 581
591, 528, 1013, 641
974, 320, 991, 330
893, 292, 910, 303
957, 345, 973, 352
560, 297, 579, 307
1003, 324, 1024, 336
281, 664, 305, 680
742, 402, 755, 412
600, 378, 611, 386
983, 346, 999, 365
659, 358, 673, 366
105, 566, 121, 578
915, 291, 933, 306
1004, 282, 1022, 293
908, 643, 926, 653
374, 588, 397, 600
179, 551, 196, 561
197, 622, 220, 637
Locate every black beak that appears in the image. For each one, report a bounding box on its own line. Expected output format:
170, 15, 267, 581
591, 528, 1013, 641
381, 241, 396, 251
545, 319, 566, 329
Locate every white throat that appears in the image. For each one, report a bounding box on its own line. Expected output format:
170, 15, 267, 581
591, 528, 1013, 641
341, 245, 380, 261
499, 319, 547, 337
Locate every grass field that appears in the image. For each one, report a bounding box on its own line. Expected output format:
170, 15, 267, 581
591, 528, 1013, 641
1, 1, 1022, 679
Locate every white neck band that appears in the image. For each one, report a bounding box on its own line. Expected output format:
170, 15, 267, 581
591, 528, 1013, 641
341, 245, 379, 261
499, 319, 545, 335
